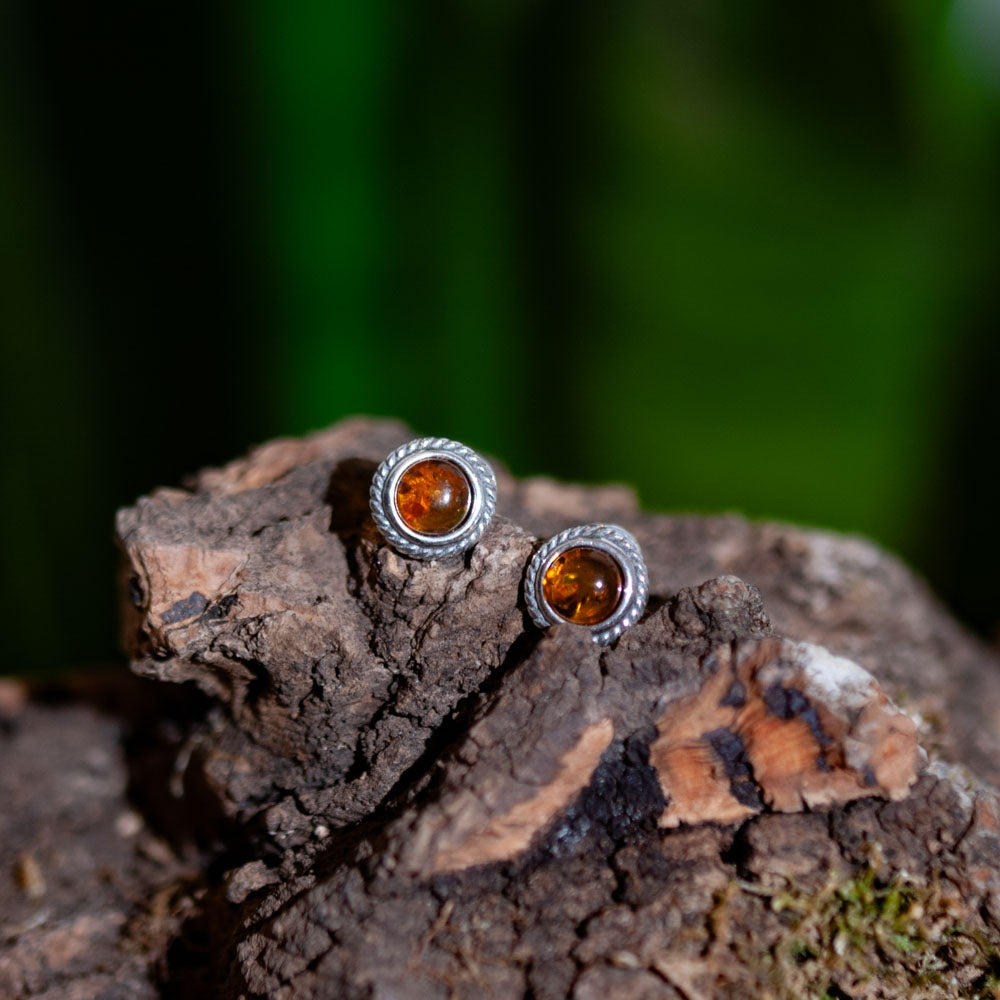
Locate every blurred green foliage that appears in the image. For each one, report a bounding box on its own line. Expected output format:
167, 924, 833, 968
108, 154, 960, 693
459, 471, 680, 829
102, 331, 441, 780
1, 0, 998, 672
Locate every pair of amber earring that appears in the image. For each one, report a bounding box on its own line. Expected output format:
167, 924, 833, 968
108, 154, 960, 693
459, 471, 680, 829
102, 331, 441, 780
370, 437, 648, 645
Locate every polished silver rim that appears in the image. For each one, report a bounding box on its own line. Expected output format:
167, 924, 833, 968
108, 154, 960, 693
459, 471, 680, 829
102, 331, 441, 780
369, 437, 497, 559
524, 524, 648, 645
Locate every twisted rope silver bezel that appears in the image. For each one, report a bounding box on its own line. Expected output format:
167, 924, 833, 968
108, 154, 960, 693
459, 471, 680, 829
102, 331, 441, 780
524, 524, 648, 645
369, 437, 497, 559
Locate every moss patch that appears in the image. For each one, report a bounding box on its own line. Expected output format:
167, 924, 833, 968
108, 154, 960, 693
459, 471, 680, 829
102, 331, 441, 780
719, 855, 1000, 999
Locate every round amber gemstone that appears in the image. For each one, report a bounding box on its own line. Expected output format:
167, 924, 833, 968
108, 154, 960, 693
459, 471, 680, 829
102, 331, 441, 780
394, 459, 472, 536
542, 546, 625, 626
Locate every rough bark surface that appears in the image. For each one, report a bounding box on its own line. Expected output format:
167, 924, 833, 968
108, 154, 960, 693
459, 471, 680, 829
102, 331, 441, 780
4, 417, 1000, 999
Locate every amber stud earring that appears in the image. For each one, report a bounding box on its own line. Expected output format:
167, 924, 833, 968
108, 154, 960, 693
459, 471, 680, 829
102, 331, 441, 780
524, 524, 648, 645
369, 437, 497, 559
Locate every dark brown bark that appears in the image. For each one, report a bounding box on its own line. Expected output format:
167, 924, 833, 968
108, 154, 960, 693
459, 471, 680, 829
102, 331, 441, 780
4, 417, 1000, 999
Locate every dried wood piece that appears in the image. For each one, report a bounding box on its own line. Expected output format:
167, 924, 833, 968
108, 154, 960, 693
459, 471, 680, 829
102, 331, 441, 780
7, 417, 998, 999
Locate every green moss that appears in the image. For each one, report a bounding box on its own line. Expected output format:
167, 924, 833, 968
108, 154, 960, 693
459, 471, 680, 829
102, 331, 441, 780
724, 855, 1000, 1000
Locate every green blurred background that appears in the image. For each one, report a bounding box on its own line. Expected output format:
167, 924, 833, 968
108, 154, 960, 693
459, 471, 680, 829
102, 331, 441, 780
1, 1, 998, 673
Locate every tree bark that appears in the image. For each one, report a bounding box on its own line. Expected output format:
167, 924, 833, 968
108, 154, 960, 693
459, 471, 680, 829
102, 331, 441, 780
4, 417, 1000, 999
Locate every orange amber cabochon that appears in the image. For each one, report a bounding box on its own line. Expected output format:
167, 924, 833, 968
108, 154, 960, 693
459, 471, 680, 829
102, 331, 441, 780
542, 546, 624, 626
394, 458, 472, 536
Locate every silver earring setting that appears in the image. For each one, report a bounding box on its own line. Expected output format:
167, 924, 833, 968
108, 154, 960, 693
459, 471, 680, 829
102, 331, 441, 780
524, 524, 648, 645
369, 437, 497, 559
